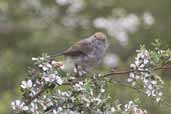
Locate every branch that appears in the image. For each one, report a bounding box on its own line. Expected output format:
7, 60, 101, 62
24, 65, 171, 105
25, 86, 45, 105
102, 65, 171, 78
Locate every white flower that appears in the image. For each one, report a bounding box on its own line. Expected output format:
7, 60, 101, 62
151, 90, 156, 97
128, 101, 134, 105
20, 80, 33, 89
151, 80, 157, 85
43, 74, 63, 85
38, 64, 43, 67
58, 107, 63, 112
39, 63, 52, 71
146, 90, 151, 96
44, 74, 56, 82
148, 84, 153, 90
128, 78, 133, 82
53, 109, 58, 114
11, 100, 28, 112
74, 81, 84, 91
30, 103, 38, 113
60, 91, 71, 97
111, 107, 116, 112
135, 75, 140, 79
23, 106, 29, 111
130, 64, 136, 68
144, 59, 149, 65
158, 92, 163, 96
135, 60, 140, 66
32, 57, 38, 61
78, 70, 86, 76
42, 66, 49, 71
46, 63, 52, 68
129, 73, 135, 78
156, 97, 160, 102
132, 82, 136, 86
100, 88, 105, 93
56, 76, 63, 85
40, 57, 45, 60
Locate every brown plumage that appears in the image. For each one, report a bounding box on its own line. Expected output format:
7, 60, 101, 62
50, 32, 108, 70
62, 40, 92, 56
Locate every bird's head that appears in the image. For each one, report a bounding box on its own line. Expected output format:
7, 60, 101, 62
93, 32, 107, 42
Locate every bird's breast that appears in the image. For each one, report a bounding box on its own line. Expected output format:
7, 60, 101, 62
70, 40, 106, 68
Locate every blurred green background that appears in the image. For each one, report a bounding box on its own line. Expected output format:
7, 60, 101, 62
0, 0, 171, 114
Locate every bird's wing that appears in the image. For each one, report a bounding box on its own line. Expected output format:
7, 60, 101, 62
62, 39, 92, 56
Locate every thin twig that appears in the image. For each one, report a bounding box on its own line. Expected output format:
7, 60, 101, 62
102, 66, 171, 78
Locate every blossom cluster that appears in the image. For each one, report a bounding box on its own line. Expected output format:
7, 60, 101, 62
11, 54, 149, 114
123, 101, 147, 114
49, 79, 114, 114
128, 47, 166, 102
111, 100, 148, 114
11, 55, 114, 114
11, 55, 65, 114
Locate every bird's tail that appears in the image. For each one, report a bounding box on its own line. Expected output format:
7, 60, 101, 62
48, 52, 64, 59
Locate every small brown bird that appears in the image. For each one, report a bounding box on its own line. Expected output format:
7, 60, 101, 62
51, 32, 108, 71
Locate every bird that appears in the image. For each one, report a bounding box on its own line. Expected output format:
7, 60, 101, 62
50, 32, 108, 72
